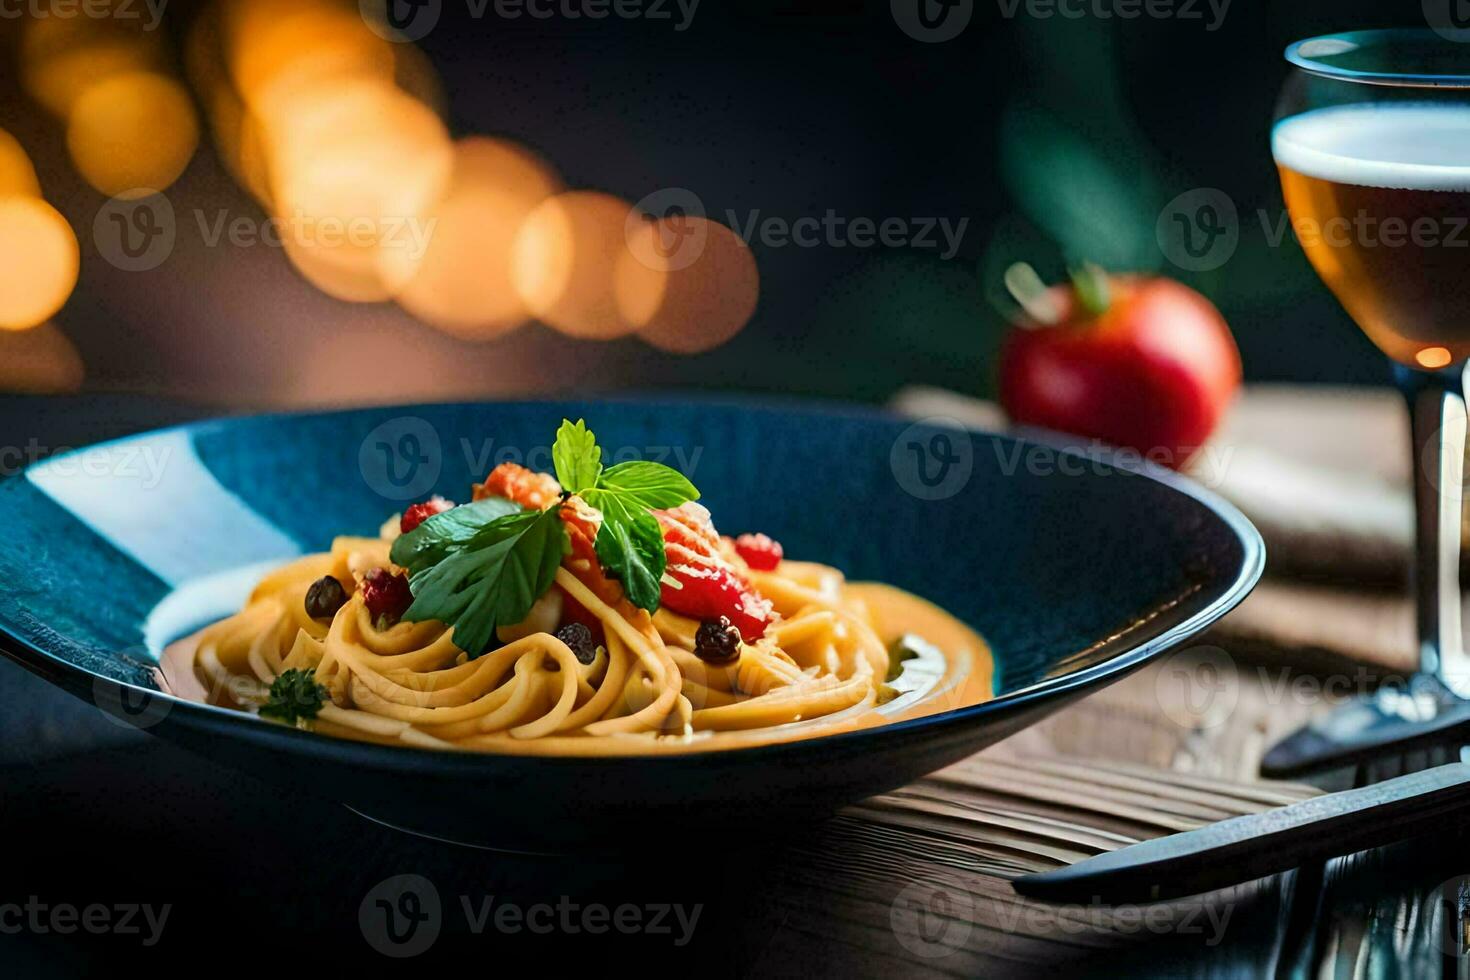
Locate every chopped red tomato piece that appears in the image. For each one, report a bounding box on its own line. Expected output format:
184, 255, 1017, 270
660, 563, 773, 640
656, 503, 773, 639
473, 462, 562, 510
733, 533, 783, 571
400, 496, 455, 534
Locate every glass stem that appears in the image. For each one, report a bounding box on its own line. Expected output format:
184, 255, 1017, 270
1396, 362, 1470, 697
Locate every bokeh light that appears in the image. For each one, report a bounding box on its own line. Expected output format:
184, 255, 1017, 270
617, 217, 761, 353
9, 0, 760, 355
1417, 346, 1453, 370
0, 129, 41, 198
511, 191, 641, 339
267, 81, 453, 302
381, 137, 561, 339
0, 197, 81, 331
67, 71, 201, 198
227, 2, 395, 123
19, 4, 166, 118
187, 5, 268, 205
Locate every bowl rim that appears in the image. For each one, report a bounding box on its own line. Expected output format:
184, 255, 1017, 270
0, 395, 1265, 770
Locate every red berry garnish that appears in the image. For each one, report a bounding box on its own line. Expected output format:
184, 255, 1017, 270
734, 533, 783, 571
400, 496, 454, 534
361, 568, 413, 626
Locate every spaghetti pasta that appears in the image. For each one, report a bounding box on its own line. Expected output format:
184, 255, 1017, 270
162, 425, 992, 755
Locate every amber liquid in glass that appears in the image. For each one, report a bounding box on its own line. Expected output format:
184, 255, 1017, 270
1274, 103, 1470, 367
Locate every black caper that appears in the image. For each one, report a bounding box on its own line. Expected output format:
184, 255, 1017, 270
554, 623, 598, 665
304, 575, 347, 620
694, 616, 742, 664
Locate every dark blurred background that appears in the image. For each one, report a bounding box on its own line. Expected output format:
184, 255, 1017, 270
0, 0, 1436, 409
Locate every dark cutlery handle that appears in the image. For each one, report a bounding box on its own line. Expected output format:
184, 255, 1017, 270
1012, 762, 1470, 904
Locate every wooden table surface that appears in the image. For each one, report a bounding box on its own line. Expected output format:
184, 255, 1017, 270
748, 653, 1411, 978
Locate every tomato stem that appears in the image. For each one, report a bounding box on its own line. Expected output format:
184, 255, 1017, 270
1003, 262, 1062, 326
1068, 261, 1111, 317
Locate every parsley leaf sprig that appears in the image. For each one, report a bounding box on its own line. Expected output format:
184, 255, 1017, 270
386, 419, 699, 657
259, 668, 329, 724
551, 419, 698, 613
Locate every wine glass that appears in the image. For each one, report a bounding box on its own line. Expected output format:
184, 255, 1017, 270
1266, 29, 1470, 775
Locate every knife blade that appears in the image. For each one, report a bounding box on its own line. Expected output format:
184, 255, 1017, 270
1012, 762, 1470, 904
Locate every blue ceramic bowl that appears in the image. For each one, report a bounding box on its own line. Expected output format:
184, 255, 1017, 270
0, 399, 1262, 850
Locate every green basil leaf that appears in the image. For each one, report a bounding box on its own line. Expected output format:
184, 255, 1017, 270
593, 508, 666, 613
552, 418, 602, 493
389, 496, 524, 573
593, 460, 699, 510
402, 508, 568, 656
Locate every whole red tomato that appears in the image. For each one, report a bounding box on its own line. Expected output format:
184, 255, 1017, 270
998, 271, 1241, 468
